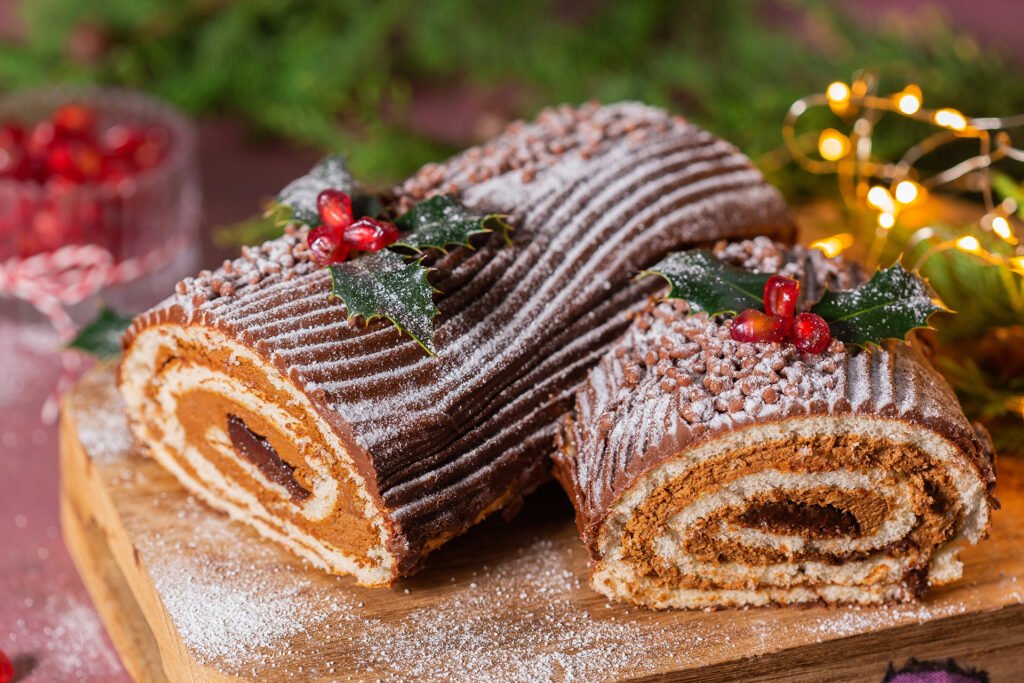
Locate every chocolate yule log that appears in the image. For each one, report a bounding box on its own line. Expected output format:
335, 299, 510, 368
118, 102, 792, 586
553, 238, 996, 609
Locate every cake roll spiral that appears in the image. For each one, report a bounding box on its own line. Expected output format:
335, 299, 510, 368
553, 239, 996, 608
118, 103, 793, 586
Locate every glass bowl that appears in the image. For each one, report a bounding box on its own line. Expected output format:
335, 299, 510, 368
0, 87, 201, 417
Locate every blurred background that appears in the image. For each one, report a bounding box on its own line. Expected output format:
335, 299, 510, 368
0, 1, 1022, 680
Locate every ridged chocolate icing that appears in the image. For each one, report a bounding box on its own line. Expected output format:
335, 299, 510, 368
552, 239, 997, 556
124, 102, 794, 575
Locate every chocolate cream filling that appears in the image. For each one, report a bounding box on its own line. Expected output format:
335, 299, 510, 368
227, 415, 310, 501
616, 433, 962, 591
738, 500, 860, 538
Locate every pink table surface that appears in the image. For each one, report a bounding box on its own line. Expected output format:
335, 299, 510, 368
0, 120, 317, 682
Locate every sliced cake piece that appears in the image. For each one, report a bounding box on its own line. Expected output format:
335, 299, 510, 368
118, 102, 793, 586
553, 238, 996, 608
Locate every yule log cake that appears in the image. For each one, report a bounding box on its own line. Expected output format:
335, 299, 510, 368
118, 102, 793, 586
553, 238, 996, 609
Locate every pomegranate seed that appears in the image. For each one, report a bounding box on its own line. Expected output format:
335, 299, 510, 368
764, 274, 799, 320
0, 147, 28, 179
730, 308, 788, 344
101, 124, 145, 159
0, 648, 12, 683
343, 217, 399, 252
791, 312, 832, 354
53, 102, 96, 138
26, 122, 56, 160
316, 189, 353, 231
307, 225, 350, 265
0, 123, 24, 149
48, 140, 103, 182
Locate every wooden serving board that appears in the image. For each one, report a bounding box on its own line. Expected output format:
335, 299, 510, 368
60, 367, 1024, 682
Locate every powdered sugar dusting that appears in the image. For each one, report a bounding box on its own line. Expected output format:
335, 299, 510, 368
67, 368, 1021, 681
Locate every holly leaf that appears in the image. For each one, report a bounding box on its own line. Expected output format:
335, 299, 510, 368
393, 194, 512, 253
275, 155, 355, 226
640, 249, 769, 315
328, 250, 438, 354
67, 306, 133, 358
810, 263, 946, 346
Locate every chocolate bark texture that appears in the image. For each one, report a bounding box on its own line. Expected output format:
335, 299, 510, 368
552, 238, 996, 608
119, 102, 793, 586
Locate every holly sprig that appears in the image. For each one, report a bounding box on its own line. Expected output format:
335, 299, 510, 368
276, 156, 512, 354
642, 249, 946, 347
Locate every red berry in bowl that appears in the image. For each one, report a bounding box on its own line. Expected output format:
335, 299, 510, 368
307, 224, 351, 265
791, 312, 832, 354
26, 121, 56, 161
48, 139, 104, 183
0, 648, 13, 683
730, 308, 788, 344
101, 123, 145, 160
764, 274, 799, 320
316, 189, 353, 231
53, 102, 96, 138
343, 217, 399, 252
0, 123, 24, 150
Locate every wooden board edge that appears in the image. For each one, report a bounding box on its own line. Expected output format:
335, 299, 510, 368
59, 406, 238, 683
60, 481, 167, 683
628, 602, 1024, 682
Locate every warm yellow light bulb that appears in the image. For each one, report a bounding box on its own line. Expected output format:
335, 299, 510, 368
817, 129, 850, 161
955, 235, 981, 253
867, 186, 896, 213
878, 212, 896, 229
894, 85, 922, 115
934, 108, 968, 131
894, 180, 921, 205
826, 81, 851, 105
810, 233, 854, 258
991, 216, 1013, 241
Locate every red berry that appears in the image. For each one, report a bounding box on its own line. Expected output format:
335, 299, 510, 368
790, 312, 832, 354
26, 122, 56, 160
133, 127, 169, 170
47, 139, 104, 182
343, 217, 399, 252
730, 308, 788, 344
0, 648, 12, 683
101, 123, 145, 159
307, 224, 350, 265
764, 274, 799, 321
0, 146, 29, 180
53, 102, 96, 138
316, 189, 353, 231
0, 123, 24, 150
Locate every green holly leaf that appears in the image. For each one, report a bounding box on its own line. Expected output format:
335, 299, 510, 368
328, 250, 438, 354
67, 306, 133, 358
640, 249, 769, 315
275, 155, 355, 226
810, 263, 946, 346
393, 194, 512, 253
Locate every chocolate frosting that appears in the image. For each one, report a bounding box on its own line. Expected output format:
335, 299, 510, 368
123, 102, 793, 576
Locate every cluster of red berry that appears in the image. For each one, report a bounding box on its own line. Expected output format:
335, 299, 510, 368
0, 102, 172, 260
730, 275, 832, 354
307, 189, 399, 265
0, 103, 168, 187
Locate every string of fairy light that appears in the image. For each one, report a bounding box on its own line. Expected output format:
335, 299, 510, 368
783, 72, 1024, 274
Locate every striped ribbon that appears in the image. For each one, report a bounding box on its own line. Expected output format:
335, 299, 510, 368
0, 238, 185, 422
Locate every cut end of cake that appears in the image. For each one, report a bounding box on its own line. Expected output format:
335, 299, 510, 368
554, 239, 997, 610
119, 316, 400, 587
